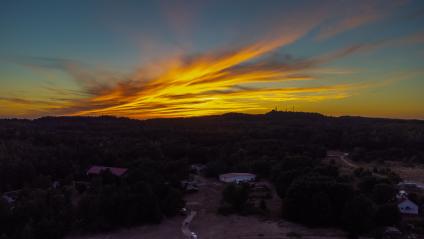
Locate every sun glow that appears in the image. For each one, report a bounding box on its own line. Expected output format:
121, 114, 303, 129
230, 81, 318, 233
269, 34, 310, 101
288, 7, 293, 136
59, 38, 361, 119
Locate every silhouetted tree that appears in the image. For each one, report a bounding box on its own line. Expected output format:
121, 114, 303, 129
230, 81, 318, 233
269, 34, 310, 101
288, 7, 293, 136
375, 203, 401, 227
372, 183, 396, 204
342, 195, 376, 235
222, 183, 249, 211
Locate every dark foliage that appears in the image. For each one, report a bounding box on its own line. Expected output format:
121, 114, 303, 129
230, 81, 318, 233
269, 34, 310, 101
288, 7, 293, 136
342, 195, 376, 235
375, 203, 401, 227
220, 183, 250, 213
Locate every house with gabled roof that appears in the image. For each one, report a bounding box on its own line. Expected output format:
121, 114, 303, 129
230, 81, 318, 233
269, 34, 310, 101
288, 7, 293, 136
398, 198, 418, 215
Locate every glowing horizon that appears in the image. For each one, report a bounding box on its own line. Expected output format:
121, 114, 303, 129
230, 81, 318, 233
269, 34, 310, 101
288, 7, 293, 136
1, 0, 424, 119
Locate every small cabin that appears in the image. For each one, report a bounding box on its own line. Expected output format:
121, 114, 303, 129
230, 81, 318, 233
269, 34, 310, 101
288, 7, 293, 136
219, 173, 256, 183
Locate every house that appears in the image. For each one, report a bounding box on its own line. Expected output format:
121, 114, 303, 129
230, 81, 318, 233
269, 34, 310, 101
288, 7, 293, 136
86, 165, 128, 177
398, 199, 419, 215
219, 173, 256, 183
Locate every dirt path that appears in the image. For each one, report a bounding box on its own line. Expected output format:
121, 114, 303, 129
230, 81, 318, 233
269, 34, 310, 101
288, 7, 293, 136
181, 211, 197, 238
339, 154, 357, 168
327, 150, 357, 169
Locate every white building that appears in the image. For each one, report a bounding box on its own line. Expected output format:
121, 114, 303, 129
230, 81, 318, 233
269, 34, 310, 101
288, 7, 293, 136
219, 173, 256, 183
398, 199, 419, 215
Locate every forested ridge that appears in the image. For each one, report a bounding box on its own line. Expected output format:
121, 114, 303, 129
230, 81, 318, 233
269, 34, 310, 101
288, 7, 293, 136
1, 111, 424, 239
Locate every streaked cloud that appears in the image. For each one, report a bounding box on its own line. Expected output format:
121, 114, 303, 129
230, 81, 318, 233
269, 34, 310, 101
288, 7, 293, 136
6, 27, 422, 119
316, 0, 408, 40
42, 41, 385, 118
1, 0, 423, 119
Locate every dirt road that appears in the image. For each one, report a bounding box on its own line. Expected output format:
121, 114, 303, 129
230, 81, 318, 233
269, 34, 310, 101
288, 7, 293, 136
327, 150, 357, 169
181, 211, 197, 238
67, 175, 347, 239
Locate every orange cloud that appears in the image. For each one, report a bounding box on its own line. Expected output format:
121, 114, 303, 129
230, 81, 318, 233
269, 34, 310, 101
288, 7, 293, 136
6, 1, 419, 119
46, 41, 372, 119
7, 34, 395, 119
8, 27, 419, 119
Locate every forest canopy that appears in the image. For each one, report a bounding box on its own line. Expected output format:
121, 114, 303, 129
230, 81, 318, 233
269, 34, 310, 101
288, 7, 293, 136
1, 111, 424, 239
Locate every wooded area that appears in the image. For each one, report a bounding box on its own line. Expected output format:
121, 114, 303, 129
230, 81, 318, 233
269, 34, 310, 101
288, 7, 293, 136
1, 111, 424, 239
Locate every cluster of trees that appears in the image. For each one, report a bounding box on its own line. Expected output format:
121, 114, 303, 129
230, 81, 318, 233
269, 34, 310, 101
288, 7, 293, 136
0, 117, 190, 239
77, 169, 184, 231
219, 183, 250, 214
0, 111, 423, 238
218, 183, 270, 215
215, 152, 407, 237
0, 165, 185, 239
271, 155, 403, 237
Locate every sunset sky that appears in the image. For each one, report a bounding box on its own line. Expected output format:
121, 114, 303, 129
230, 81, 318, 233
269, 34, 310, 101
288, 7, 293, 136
1, 0, 423, 119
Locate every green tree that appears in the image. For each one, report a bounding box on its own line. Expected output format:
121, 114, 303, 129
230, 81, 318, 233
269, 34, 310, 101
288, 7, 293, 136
205, 160, 228, 177
358, 176, 378, 194
375, 204, 401, 227
372, 183, 396, 204
222, 183, 249, 211
0, 200, 11, 236
274, 170, 300, 198
284, 175, 336, 226
259, 199, 267, 211
21, 222, 35, 239
342, 195, 376, 235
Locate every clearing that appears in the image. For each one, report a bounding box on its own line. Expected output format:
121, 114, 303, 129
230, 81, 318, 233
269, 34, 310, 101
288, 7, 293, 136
67, 175, 347, 239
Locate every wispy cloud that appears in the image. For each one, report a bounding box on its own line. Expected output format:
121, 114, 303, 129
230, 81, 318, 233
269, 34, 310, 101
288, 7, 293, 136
42, 41, 381, 118
316, 0, 408, 40
3, 0, 421, 119
9, 29, 418, 119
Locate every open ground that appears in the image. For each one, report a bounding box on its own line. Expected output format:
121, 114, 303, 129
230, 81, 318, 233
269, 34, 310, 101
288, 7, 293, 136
67, 175, 347, 239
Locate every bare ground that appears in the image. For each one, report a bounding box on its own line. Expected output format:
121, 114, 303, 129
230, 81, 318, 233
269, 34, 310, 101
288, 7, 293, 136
383, 161, 424, 183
